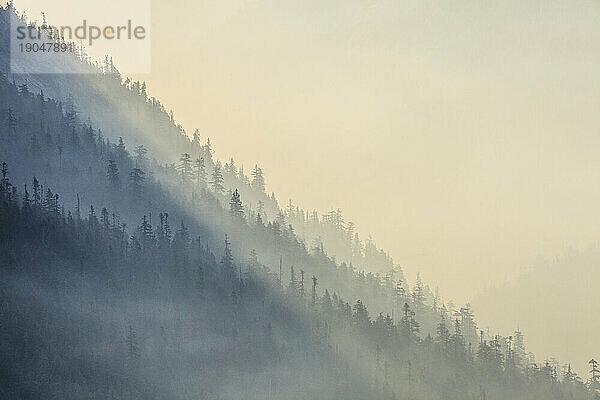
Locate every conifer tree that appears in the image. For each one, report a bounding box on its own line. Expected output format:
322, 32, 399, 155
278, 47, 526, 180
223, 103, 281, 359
412, 273, 425, 310
88, 205, 98, 227
101, 207, 110, 231
0, 162, 9, 195
174, 220, 190, 246
225, 157, 237, 175
133, 144, 148, 168
32, 176, 41, 207
221, 234, 234, 277
229, 189, 243, 219
129, 167, 145, 199
159, 212, 172, 243
352, 300, 370, 332
288, 265, 298, 296
590, 359, 600, 386
211, 161, 225, 194
192, 129, 200, 146
194, 157, 206, 186
204, 138, 214, 163
107, 159, 120, 188
6, 107, 17, 135
247, 249, 259, 276
452, 319, 466, 362
115, 137, 127, 158
435, 306, 451, 351
401, 302, 420, 340
299, 269, 305, 298
22, 184, 31, 211
137, 214, 155, 248
178, 153, 193, 184
251, 164, 265, 193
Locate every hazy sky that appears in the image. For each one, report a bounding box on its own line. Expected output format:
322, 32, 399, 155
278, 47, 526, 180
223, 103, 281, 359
16, 0, 600, 305
139, 0, 600, 305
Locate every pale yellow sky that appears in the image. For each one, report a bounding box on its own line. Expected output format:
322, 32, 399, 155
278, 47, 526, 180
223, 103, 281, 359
14, 0, 600, 307
137, 0, 600, 305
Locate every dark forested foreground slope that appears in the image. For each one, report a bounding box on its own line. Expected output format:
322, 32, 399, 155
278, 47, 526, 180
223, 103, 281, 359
1, 4, 599, 400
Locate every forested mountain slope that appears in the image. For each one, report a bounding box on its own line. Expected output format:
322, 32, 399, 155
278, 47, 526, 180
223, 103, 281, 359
0, 4, 396, 278
0, 172, 373, 400
0, 3, 598, 399
1, 160, 593, 399
0, 4, 424, 334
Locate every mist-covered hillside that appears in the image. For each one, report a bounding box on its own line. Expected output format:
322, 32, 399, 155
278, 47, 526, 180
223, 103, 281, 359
0, 4, 397, 279
1, 3, 599, 399
472, 246, 600, 381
